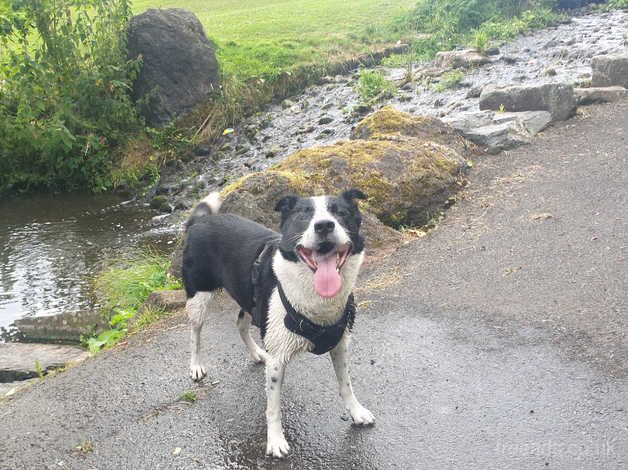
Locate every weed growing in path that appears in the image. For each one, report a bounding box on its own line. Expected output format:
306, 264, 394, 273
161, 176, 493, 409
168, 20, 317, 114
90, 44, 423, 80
180, 390, 197, 403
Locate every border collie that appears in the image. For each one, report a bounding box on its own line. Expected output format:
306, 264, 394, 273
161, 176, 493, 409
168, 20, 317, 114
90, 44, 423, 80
182, 190, 375, 458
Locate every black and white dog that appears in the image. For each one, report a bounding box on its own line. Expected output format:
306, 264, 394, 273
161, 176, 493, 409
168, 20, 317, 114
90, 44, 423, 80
182, 189, 374, 458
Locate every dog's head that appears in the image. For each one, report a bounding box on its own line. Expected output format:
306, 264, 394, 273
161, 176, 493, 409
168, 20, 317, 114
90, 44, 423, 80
274, 189, 366, 299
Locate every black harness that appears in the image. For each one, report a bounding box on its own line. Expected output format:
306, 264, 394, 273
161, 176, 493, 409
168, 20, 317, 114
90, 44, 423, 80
251, 240, 356, 354
278, 282, 356, 355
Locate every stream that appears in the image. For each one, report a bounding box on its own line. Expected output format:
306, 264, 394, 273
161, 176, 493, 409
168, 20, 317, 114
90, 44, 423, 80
0, 9, 625, 332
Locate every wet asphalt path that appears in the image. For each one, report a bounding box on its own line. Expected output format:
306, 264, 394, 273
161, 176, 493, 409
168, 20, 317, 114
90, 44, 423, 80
1, 101, 626, 469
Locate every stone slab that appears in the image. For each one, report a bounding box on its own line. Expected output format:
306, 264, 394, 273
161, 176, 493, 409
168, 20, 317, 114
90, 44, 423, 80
13, 310, 107, 344
0, 343, 88, 382
141, 289, 187, 312
461, 122, 531, 154
575, 86, 627, 105
591, 51, 628, 88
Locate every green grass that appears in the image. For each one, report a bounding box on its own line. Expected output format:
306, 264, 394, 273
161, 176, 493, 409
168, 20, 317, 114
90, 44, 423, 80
130, 306, 169, 331
132, 0, 417, 79
381, 53, 413, 68
94, 251, 180, 313
356, 69, 396, 103
180, 390, 197, 403
434, 70, 464, 91
83, 251, 181, 353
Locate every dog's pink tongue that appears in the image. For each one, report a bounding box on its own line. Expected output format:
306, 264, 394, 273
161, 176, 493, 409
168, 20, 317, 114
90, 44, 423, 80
313, 256, 342, 298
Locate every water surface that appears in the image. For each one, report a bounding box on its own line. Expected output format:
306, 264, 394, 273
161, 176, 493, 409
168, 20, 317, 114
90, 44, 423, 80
0, 193, 175, 330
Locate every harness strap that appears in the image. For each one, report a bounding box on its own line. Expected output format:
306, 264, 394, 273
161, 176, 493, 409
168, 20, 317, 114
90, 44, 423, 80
250, 238, 281, 338
277, 281, 355, 355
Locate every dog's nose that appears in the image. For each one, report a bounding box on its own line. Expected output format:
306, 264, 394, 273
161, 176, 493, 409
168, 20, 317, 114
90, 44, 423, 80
314, 220, 335, 236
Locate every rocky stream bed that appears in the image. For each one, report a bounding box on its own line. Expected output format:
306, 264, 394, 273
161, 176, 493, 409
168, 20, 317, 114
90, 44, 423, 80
153, 9, 626, 220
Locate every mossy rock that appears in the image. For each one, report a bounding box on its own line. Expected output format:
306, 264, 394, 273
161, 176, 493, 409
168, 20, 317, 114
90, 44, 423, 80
221, 170, 402, 251
351, 105, 477, 157
223, 133, 469, 228
170, 107, 473, 274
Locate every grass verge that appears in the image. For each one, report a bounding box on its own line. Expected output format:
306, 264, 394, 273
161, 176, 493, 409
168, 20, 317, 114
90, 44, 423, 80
83, 251, 181, 353
132, 0, 417, 79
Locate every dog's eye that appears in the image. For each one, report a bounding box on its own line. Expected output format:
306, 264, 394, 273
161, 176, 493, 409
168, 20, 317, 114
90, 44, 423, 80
330, 204, 347, 217
334, 207, 348, 217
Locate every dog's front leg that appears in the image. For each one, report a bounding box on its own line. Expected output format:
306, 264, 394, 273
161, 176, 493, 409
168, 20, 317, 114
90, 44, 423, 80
330, 336, 375, 425
265, 356, 290, 458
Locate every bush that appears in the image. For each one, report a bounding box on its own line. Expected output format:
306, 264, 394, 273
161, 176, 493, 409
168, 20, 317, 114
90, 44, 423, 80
403, 0, 561, 55
0, 0, 141, 194
356, 70, 396, 103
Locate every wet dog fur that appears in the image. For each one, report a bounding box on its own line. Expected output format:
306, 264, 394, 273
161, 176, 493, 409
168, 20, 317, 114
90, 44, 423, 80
182, 190, 374, 458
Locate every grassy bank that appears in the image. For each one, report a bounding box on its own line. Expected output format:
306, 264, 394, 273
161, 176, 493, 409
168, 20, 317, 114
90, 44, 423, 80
84, 252, 180, 353
133, 0, 417, 79
2, 1, 623, 196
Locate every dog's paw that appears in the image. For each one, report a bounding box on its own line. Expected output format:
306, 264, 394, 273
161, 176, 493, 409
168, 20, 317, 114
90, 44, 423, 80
251, 348, 269, 364
266, 435, 290, 458
190, 364, 207, 381
350, 405, 375, 426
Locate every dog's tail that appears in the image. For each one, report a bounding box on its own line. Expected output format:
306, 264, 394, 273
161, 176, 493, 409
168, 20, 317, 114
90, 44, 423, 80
186, 192, 222, 228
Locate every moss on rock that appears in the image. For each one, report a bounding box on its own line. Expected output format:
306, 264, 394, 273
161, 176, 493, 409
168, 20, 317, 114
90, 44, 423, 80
169, 107, 474, 272
222, 113, 471, 229
351, 105, 477, 157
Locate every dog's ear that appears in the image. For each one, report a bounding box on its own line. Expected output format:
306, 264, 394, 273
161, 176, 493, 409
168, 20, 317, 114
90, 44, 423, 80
341, 188, 367, 203
274, 194, 298, 214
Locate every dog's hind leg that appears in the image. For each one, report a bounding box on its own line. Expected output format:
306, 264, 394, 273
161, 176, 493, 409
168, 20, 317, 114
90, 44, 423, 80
237, 310, 269, 364
330, 335, 375, 425
186, 291, 212, 381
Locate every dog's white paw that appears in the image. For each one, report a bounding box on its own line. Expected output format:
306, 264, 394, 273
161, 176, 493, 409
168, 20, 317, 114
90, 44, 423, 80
350, 405, 375, 426
266, 434, 290, 458
190, 364, 206, 381
251, 348, 269, 364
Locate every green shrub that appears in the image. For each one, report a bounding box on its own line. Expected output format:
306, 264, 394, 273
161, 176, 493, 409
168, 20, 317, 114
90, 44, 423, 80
604, 0, 628, 9
356, 69, 396, 103
471, 30, 489, 51
0, 0, 141, 194
402, 0, 562, 58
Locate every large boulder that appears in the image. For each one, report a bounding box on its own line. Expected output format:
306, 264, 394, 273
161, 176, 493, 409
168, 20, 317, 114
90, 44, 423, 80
168, 108, 472, 276
591, 52, 628, 89
479, 83, 577, 121
222, 108, 471, 228
128, 9, 220, 126
350, 106, 477, 156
